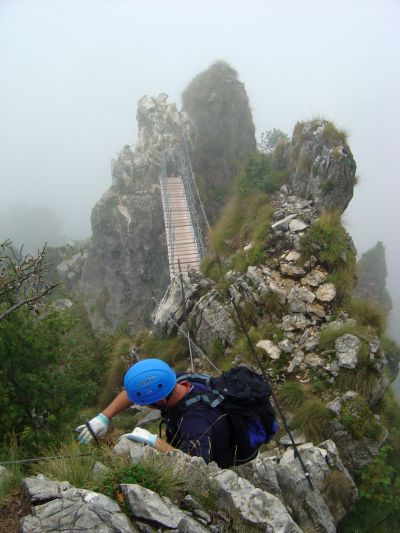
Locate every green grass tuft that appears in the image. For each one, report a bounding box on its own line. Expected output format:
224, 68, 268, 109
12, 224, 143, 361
292, 398, 333, 443
279, 381, 305, 410
343, 299, 386, 336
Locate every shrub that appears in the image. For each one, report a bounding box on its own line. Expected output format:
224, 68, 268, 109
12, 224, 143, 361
0, 307, 105, 451
292, 398, 333, 443
301, 211, 355, 269
235, 152, 289, 196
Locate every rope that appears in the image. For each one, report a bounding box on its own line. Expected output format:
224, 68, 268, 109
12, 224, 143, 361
0, 453, 94, 466
151, 297, 220, 373
178, 259, 194, 372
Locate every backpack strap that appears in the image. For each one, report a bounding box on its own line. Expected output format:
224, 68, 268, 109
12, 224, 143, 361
177, 372, 211, 385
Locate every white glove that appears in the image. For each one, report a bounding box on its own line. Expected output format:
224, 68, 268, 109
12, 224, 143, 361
75, 413, 110, 444
119, 427, 157, 447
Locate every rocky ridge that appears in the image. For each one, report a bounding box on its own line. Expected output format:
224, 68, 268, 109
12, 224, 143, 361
20, 436, 357, 532
152, 186, 391, 476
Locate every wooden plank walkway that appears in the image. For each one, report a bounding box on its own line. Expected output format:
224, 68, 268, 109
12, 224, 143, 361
161, 176, 200, 278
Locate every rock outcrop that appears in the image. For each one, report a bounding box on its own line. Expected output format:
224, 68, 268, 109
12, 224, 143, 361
286, 120, 356, 213
353, 241, 392, 313
58, 94, 195, 333
152, 185, 390, 475
182, 61, 257, 222
20, 436, 358, 532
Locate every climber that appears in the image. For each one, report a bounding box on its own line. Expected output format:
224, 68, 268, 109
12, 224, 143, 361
75, 358, 236, 468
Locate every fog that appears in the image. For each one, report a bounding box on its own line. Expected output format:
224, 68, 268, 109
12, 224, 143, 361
1, 0, 399, 343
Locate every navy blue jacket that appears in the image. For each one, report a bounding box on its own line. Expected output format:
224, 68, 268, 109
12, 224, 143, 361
165, 381, 235, 468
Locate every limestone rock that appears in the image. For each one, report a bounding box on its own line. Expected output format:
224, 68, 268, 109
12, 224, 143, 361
288, 120, 356, 212
280, 263, 306, 277
335, 334, 361, 369
279, 430, 308, 446
152, 272, 197, 337
21, 477, 136, 532
288, 350, 305, 373
212, 469, 301, 532
278, 338, 294, 353
316, 283, 337, 302
305, 352, 323, 367
235, 454, 282, 498
189, 290, 237, 347
277, 440, 358, 532
256, 339, 281, 360
281, 314, 308, 331
65, 94, 196, 333
289, 219, 309, 232
302, 268, 327, 287
271, 214, 297, 232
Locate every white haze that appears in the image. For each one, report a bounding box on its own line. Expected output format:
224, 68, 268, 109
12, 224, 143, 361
0, 0, 399, 347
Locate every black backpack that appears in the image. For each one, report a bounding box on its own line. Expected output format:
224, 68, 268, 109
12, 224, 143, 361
175, 365, 277, 464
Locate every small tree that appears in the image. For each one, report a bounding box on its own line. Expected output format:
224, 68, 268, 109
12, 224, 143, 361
258, 128, 289, 154
0, 239, 58, 321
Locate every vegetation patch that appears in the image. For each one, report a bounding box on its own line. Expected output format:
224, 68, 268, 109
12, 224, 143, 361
343, 299, 386, 337
337, 341, 380, 400
318, 323, 370, 352
322, 468, 354, 511
339, 395, 381, 440
235, 152, 289, 196
292, 397, 334, 443
278, 381, 305, 410
201, 193, 274, 281
300, 211, 357, 302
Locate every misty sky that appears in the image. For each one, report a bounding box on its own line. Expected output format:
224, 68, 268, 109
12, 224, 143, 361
0, 0, 399, 339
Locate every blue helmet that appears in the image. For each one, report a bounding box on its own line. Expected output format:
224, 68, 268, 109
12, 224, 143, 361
123, 358, 176, 405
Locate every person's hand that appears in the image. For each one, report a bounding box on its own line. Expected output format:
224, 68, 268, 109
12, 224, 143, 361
119, 427, 157, 447
75, 413, 110, 444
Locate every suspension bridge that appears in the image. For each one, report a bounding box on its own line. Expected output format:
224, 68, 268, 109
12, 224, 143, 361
159, 131, 209, 280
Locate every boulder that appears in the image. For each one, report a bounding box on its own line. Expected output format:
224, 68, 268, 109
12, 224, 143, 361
21, 476, 136, 533
316, 283, 337, 302
256, 339, 281, 360
276, 440, 358, 532
189, 290, 237, 347
335, 334, 361, 369
152, 272, 197, 337
212, 469, 302, 532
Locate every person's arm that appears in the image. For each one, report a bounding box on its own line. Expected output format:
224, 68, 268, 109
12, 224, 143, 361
102, 390, 133, 419
76, 390, 133, 444
155, 437, 175, 453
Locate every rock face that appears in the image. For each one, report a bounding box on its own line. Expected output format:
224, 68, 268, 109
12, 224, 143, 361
21, 439, 358, 532
21, 476, 137, 532
353, 241, 392, 313
59, 94, 195, 333
182, 60, 257, 222
287, 120, 356, 212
